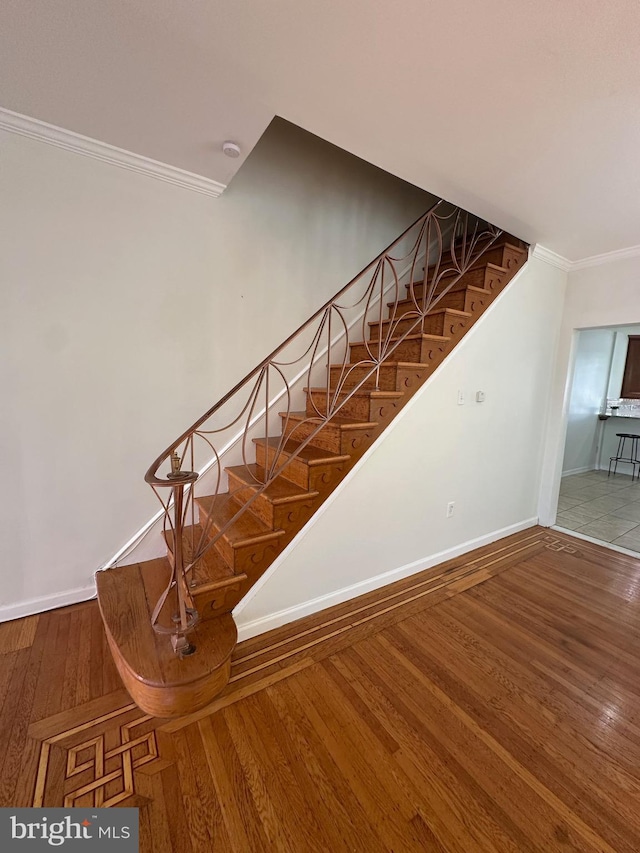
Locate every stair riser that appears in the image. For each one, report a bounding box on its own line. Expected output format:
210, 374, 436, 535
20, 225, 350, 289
410, 266, 504, 300
193, 582, 243, 621
329, 368, 396, 392
227, 472, 272, 526
369, 314, 425, 341
165, 555, 240, 620
220, 493, 323, 612
230, 538, 283, 582
255, 441, 350, 493
404, 279, 467, 303
306, 390, 376, 421
195, 503, 277, 576
370, 311, 468, 340
306, 390, 405, 425
393, 288, 488, 316
280, 414, 375, 455
330, 362, 428, 396
427, 237, 523, 271
477, 244, 526, 272
227, 470, 317, 531
329, 364, 405, 391
162, 528, 246, 621
436, 289, 490, 313
350, 337, 448, 365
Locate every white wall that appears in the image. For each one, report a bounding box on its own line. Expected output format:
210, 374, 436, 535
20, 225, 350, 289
0, 117, 433, 619
561, 329, 614, 474
234, 255, 567, 639
539, 254, 640, 525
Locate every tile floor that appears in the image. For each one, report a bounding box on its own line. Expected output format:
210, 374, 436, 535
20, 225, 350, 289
556, 469, 640, 552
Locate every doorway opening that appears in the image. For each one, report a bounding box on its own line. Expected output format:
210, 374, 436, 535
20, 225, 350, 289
556, 325, 640, 553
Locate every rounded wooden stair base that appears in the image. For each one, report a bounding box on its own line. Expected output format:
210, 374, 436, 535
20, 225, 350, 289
96, 566, 236, 718
97, 234, 528, 719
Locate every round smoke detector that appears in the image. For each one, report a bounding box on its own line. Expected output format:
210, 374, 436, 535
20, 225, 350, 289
222, 141, 241, 158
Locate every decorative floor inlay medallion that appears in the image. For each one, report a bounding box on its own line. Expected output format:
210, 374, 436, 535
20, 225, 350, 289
30, 694, 162, 808
544, 534, 579, 554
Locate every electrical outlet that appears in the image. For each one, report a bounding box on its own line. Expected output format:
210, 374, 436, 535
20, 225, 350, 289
446, 501, 455, 518
457, 390, 465, 405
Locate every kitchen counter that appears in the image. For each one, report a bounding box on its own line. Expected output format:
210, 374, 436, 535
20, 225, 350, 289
597, 408, 640, 470
600, 405, 640, 419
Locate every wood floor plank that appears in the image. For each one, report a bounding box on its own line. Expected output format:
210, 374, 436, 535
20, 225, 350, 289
180, 723, 232, 852
287, 664, 445, 852
0, 615, 39, 653
386, 629, 621, 853
429, 599, 640, 760
331, 648, 526, 853
154, 731, 195, 853
344, 649, 564, 851
391, 613, 640, 852
266, 678, 389, 853
222, 700, 307, 852
134, 765, 174, 853
263, 681, 387, 853
236, 691, 338, 851
197, 714, 272, 853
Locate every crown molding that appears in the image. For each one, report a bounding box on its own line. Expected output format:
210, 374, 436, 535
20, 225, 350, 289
0, 107, 227, 197
532, 240, 640, 273
571, 244, 640, 271
531, 244, 572, 272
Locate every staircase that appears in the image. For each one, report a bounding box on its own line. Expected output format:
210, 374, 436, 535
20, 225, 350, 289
97, 203, 528, 717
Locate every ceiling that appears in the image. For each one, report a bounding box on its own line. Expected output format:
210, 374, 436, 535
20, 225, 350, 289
2, 0, 639, 260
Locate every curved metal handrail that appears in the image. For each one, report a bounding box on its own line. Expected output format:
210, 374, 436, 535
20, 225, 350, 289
144, 199, 445, 488
141, 199, 503, 655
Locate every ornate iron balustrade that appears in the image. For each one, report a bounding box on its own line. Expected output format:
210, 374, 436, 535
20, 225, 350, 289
144, 199, 502, 655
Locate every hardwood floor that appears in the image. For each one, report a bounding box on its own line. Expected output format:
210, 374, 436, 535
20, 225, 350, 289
3, 526, 640, 851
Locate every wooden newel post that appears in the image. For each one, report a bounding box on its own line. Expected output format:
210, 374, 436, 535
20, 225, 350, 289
167, 452, 199, 657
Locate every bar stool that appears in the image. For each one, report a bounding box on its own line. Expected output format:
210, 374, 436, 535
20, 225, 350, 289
608, 433, 640, 480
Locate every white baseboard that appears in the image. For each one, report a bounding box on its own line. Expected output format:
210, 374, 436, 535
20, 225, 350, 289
561, 466, 596, 476
235, 517, 538, 641
0, 583, 97, 623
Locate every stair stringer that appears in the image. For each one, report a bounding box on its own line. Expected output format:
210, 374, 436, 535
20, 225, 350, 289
233, 248, 565, 638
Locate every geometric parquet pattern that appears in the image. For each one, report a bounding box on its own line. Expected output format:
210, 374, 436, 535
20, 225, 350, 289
5, 526, 640, 851
33, 702, 158, 808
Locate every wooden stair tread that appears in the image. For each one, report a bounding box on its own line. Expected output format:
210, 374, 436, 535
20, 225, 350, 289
306, 386, 403, 399
329, 361, 429, 371
96, 563, 237, 689
282, 411, 378, 430
227, 463, 319, 504
351, 332, 450, 346
254, 435, 351, 466
197, 493, 286, 547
